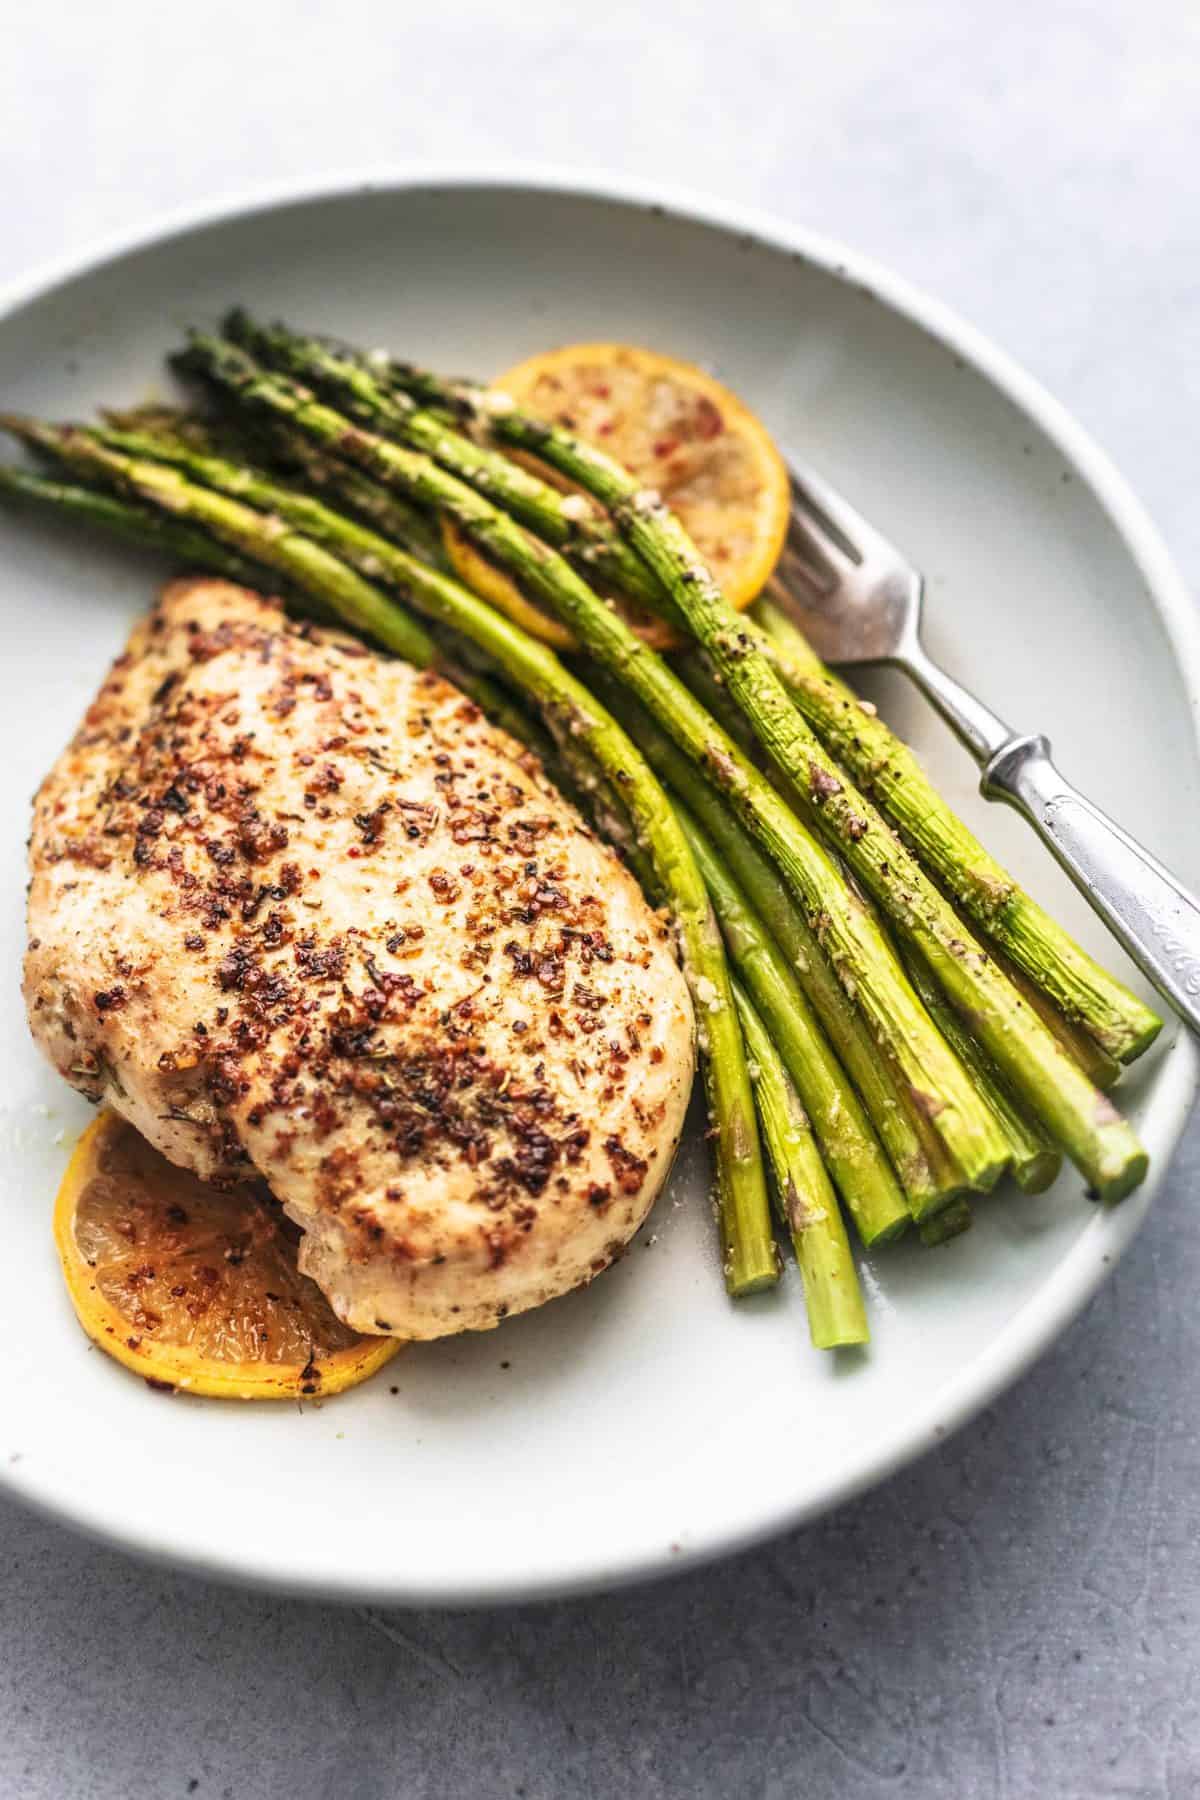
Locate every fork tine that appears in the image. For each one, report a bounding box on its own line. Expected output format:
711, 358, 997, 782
777, 507, 843, 598
787, 458, 906, 574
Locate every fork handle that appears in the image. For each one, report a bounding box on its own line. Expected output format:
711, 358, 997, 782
904, 637, 1013, 762
903, 641, 1200, 1037
982, 735, 1200, 1037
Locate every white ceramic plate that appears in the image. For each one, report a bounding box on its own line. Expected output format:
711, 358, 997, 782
1, 169, 1195, 1605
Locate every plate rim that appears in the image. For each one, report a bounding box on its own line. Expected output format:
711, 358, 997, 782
2, 160, 1196, 1607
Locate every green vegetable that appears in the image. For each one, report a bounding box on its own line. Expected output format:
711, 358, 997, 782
752, 595, 1160, 1064
734, 981, 868, 1349
676, 799, 910, 1246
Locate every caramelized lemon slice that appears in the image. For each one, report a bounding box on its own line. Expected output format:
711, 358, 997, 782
442, 342, 791, 650
441, 518, 576, 650
54, 1112, 400, 1399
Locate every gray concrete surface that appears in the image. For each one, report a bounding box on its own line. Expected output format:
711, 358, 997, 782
3, 3, 1199, 1794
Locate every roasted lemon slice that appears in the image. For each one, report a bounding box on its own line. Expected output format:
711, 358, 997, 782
54, 1111, 400, 1399
443, 341, 790, 649
441, 518, 576, 650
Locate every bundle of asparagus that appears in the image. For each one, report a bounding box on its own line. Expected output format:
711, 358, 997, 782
0, 311, 1161, 1356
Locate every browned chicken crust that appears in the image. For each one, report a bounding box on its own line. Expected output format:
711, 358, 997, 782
25, 583, 694, 1338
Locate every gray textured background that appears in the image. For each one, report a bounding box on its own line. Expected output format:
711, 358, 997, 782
3, 4, 1199, 1796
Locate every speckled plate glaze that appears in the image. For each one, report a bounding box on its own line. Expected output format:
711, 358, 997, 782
0, 168, 1195, 1605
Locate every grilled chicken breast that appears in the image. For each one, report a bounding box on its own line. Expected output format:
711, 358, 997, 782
26, 582, 694, 1338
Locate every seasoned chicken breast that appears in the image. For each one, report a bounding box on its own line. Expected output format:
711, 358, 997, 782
26, 582, 694, 1338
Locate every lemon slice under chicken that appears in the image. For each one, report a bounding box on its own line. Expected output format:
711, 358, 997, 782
54, 1111, 401, 1399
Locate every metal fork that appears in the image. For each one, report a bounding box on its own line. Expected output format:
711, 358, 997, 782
768, 457, 1200, 1038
